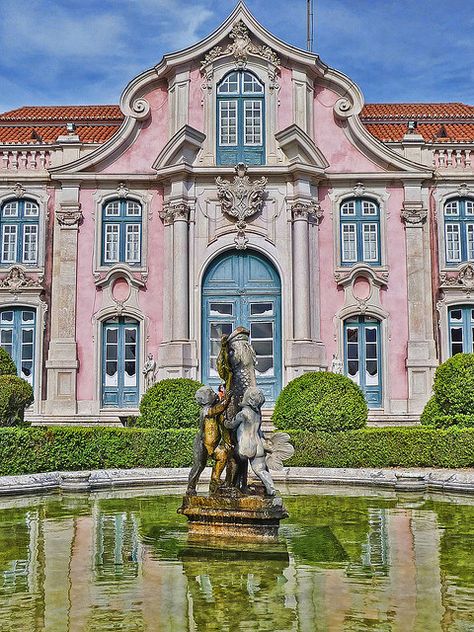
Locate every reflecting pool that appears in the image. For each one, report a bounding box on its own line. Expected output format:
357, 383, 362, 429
0, 484, 473, 631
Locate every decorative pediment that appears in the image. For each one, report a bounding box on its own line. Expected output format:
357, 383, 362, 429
0, 266, 43, 294
200, 20, 280, 75
275, 125, 329, 171
334, 264, 389, 288
153, 125, 206, 170
440, 264, 474, 295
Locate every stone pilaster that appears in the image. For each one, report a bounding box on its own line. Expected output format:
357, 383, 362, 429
45, 194, 82, 415
286, 200, 327, 377
401, 200, 437, 413
156, 201, 197, 378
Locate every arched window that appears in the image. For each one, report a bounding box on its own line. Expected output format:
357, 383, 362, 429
0, 307, 36, 385
1, 199, 39, 265
444, 198, 474, 264
340, 198, 380, 266
101, 199, 142, 266
448, 305, 474, 355
216, 70, 265, 166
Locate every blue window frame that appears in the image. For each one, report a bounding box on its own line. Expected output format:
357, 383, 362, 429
344, 315, 382, 408
340, 198, 381, 266
216, 70, 265, 166
1, 199, 39, 265
102, 317, 139, 408
0, 307, 36, 385
444, 198, 474, 265
448, 305, 474, 355
101, 199, 142, 266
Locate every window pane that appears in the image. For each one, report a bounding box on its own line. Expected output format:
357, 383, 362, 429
250, 302, 273, 316
450, 309, 462, 321
341, 201, 356, 216
255, 356, 273, 375
210, 322, 233, 339
126, 201, 141, 216
362, 201, 377, 215
24, 201, 39, 217
0, 311, 14, 324
106, 328, 118, 344
217, 72, 239, 94
445, 200, 459, 216
346, 327, 358, 343
466, 200, 474, 215
341, 224, 357, 262
105, 201, 120, 216
209, 303, 233, 316
253, 340, 273, 356
104, 224, 120, 262
467, 224, 474, 260
2, 225, 17, 263
219, 101, 237, 145
362, 224, 378, 262
446, 224, 461, 262
125, 224, 140, 263
22, 225, 38, 264
244, 100, 262, 145
250, 322, 272, 339
2, 201, 18, 217
347, 344, 358, 359
242, 72, 264, 94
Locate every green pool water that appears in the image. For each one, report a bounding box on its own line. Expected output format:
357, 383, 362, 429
0, 484, 473, 631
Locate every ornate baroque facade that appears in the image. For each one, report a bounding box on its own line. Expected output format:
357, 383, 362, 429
1, 3, 474, 423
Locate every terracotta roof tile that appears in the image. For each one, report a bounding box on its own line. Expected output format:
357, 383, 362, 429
0, 124, 120, 145
361, 103, 474, 120
0, 105, 123, 122
364, 122, 474, 144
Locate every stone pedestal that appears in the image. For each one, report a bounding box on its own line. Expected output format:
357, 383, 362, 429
178, 493, 288, 541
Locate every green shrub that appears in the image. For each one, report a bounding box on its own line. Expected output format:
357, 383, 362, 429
434, 353, 474, 414
0, 375, 34, 427
138, 378, 203, 429
0, 348, 17, 376
272, 371, 368, 432
428, 414, 474, 429
420, 395, 442, 425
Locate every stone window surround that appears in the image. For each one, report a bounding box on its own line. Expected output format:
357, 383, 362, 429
200, 58, 280, 166
329, 184, 390, 277
92, 188, 153, 276
0, 186, 49, 273
434, 186, 474, 271
437, 292, 474, 363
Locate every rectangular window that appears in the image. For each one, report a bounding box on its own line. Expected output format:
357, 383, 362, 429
446, 224, 461, 262
2, 225, 17, 263
22, 224, 38, 264
244, 100, 262, 145
467, 224, 474, 260
125, 224, 141, 264
362, 223, 378, 262
104, 224, 120, 263
219, 100, 237, 145
341, 224, 357, 262
466, 200, 474, 215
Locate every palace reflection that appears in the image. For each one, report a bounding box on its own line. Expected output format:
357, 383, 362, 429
0, 489, 473, 631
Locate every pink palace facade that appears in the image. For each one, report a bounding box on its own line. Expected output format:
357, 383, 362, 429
1, 3, 474, 424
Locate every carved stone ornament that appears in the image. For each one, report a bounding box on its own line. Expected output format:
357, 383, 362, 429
353, 182, 366, 197
440, 263, 474, 295
56, 204, 83, 228
216, 163, 267, 223
458, 182, 472, 197
0, 266, 43, 293
201, 20, 280, 73
159, 202, 191, 225
12, 182, 25, 198
116, 182, 129, 198
400, 203, 427, 225
291, 201, 323, 224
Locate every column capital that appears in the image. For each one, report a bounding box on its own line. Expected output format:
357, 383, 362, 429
160, 201, 191, 225
401, 202, 427, 226
291, 200, 323, 223
56, 203, 83, 229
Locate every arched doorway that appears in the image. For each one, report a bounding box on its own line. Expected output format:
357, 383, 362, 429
201, 250, 282, 405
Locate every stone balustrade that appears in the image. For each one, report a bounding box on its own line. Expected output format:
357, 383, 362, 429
433, 148, 473, 170
0, 149, 51, 171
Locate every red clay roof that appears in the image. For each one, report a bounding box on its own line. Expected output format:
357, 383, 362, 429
0, 105, 123, 122
364, 122, 474, 144
361, 103, 474, 120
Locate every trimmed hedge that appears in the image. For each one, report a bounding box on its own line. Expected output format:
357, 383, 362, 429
138, 378, 203, 429
0, 426, 474, 476
0, 375, 34, 427
273, 371, 368, 432
0, 348, 17, 376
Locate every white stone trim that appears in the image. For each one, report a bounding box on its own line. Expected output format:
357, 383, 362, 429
433, 183, 474, 271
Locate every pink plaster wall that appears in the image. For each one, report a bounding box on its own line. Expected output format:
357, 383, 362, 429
317, 184, 409, 401
98, 84, 168, 174
189, 66, 204, 131
75, 188, 164, 402
277, 66, 293, 131
314, 86, 384, 173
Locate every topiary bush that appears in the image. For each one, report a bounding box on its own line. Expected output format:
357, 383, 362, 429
272, 371, 368, 432
421, 353, 474, 427
0, 375, 34, 427
0, 348, 17, 376
138, 377, 203, 429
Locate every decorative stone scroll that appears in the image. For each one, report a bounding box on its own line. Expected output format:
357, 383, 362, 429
56, 203, 83, 228
0, 266, 43, 293
201, 20, 280, 74
440, 263, 474, 296
400, 202, 428, 225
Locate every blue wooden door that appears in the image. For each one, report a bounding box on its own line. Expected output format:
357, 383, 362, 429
102, 317, 139, 408
344, 316, 382, 408
202, 251, 281, 405
0, 307, 35, 385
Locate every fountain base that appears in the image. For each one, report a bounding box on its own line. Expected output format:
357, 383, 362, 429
178, 492, 288, 541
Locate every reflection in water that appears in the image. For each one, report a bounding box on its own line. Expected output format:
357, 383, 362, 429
0, 488, 473, 631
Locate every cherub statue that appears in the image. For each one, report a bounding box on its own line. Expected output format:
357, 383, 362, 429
186, 386, 231, 495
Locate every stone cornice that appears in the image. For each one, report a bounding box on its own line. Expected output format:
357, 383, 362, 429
0, 265, 44, 294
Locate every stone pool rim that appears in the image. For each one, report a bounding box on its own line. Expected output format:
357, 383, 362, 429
0, 466, 473, 497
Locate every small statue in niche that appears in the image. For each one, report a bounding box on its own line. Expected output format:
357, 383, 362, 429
331, 354, 344, 375
142, 353, 157, 390
186, 386, 231, 495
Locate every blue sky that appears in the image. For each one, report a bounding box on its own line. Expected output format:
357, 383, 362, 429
1, 0, 473, 112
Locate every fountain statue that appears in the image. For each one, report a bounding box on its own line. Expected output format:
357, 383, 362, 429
179, 326, 294, 540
